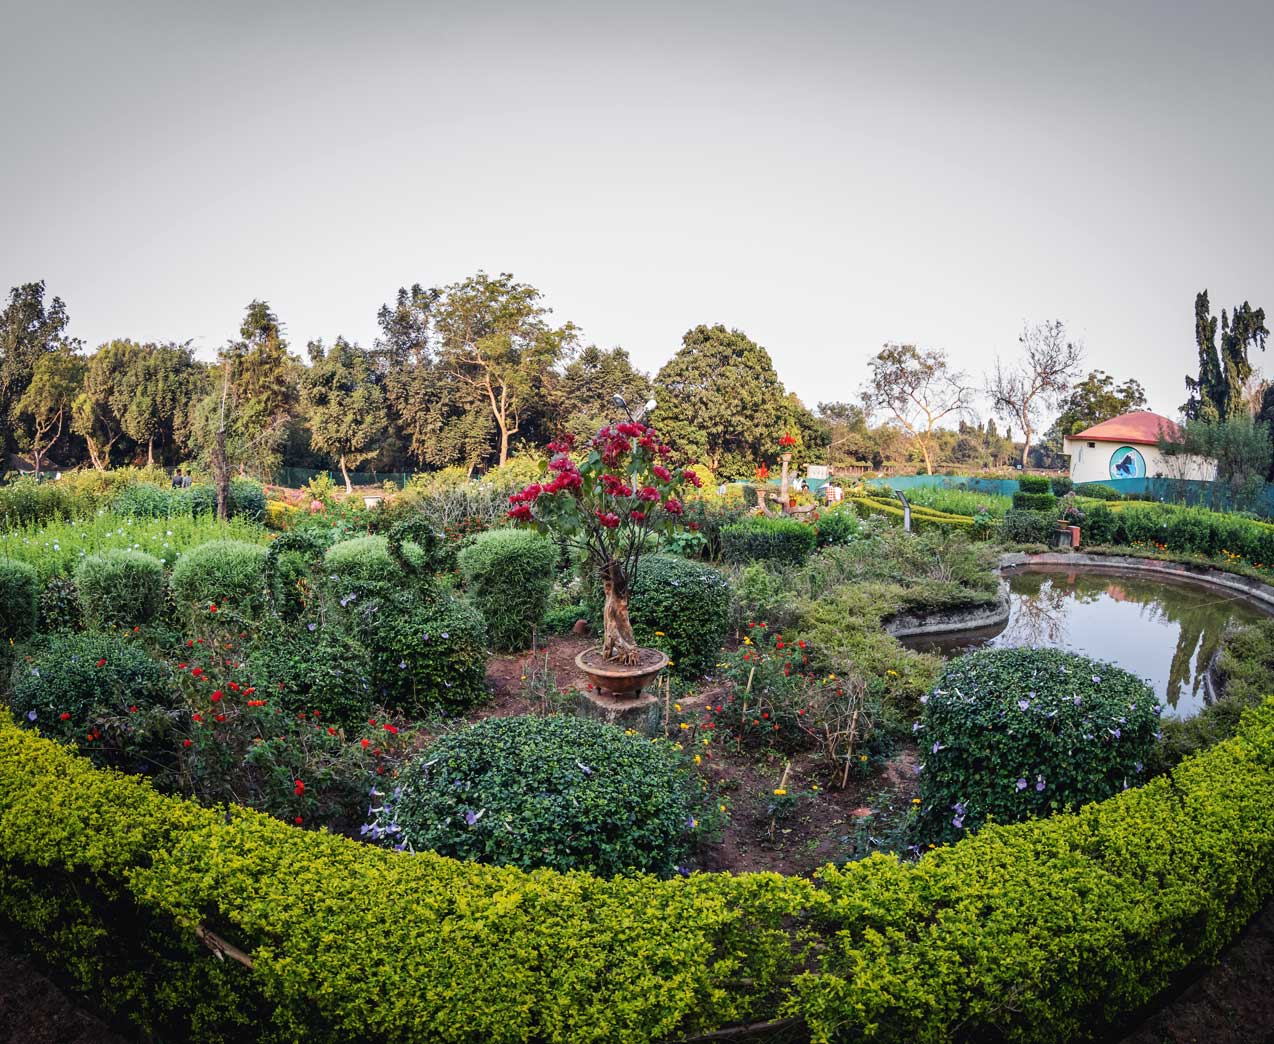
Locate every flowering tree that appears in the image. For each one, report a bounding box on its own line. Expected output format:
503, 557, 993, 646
507, 420, 700, 664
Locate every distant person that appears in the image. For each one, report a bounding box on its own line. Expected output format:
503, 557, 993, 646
172, 468, 184, 488
182, 471, 192, 489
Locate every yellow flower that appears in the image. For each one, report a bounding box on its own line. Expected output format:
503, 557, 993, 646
742, 636, 752, 645
912, 797, 921, 804
689, 817, 698, 828
520, 675, 527, 681
773, 787, 787, 796
674, 703, 682, 712
654, 631, 665, 637
810, 784, 820, 791
693, 754, 701, 765
859, 754, 868, 762
719, 804, 727, 813
679, 722, 689, 730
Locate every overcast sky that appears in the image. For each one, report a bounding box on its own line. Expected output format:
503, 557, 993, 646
3, 0, 1272, 421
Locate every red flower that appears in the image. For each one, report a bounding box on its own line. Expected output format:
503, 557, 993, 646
215, 714, 226, 722
594, 510, 621, 529
652, 464, 672, 483
210, 690, 223, 703
360, 738, 370, 748
629, 510, 646, 522
294, 816, 303, 825
507, 504, 533, 522
177, 662, 188, 670
192, 712, 203, 722
663, 497, 683, 516
59, 712, 70, 721
779, 432, 797, 447
294, 779, 305, 795
383, 724, 399, 734
681, 469, 703, 488
229, 682, 241, 691
183, 738, 192, 748
638, 486, 660, 502
327, 726, 336, 735
208, 603, 218, 613
95, 658, 106, 668
688, 522, 699, 531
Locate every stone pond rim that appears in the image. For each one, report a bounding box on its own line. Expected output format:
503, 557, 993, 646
575, 647, 669, 699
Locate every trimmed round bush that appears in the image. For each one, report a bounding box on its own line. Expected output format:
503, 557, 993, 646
187, 478, 266, 521
1078, 482, 1124, 501
630, 554, 731, 679
1011, 491, 1058, 512
1050, 476, 1074, 496
391, 715, 705, 876
1017, 475, 1051, 494
170, 540, 268, 621
917, 647, 1159, 844
324, 535, 425, 596
338, 592, 488, 715
1001, 509, 1057, 544
457, 529, 556, 652
75, 549, 165, 630
721, 515, 817, 565
111, 483, 186, 518
814, 506, 859, 548
0, 560, 38, 643
8, 631, 175, 771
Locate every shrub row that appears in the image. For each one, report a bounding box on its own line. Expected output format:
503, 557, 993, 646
1080, 502, 1274, 566
1001, 508, 1059, 544
846, 494, 975, 533
721, 515, 817, 564
4, 701, 1274, 1042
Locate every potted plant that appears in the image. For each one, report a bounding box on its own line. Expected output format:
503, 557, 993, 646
507, 420, 699, 698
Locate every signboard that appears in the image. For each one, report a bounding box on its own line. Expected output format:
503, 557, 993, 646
805, 464, 830, 480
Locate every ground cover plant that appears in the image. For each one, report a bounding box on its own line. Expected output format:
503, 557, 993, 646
897, 484, 1014, 519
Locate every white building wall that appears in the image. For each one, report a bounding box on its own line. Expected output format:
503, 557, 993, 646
1062, 438, 1217, 485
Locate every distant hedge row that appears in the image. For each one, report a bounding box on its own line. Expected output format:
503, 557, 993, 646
847, 493, 975, 532
4, 699, 1274, 1043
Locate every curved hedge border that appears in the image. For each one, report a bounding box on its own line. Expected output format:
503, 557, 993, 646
2, 702, 1274, 1043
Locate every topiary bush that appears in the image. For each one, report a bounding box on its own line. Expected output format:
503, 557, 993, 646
916, 647, 1159, 844
169, 540, 269, 622
629, 554, 731, 679
457, 529, 556, 651
0, 559, 38, 644
37, 575, 81, 633
324, 535, 426, 597
390, 715, 707, 876
1082, 503, 1118, 545
1078, 482, 1123, 500
814, 506, 859, 547
8, 631, 175, 772
335, 592, 489, 715
1049, 476, 1074, 496
74, 549, 166, 630
1017, 475, 1051, 494
1011, 491, 1058, 512
721, 515, 817, 565
1001, 509, 1057, 544
245, 621, 377, 726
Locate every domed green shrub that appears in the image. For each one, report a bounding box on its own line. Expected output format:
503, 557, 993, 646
38, 576, 81, 633
111, 483, 185, 518
0, 560, 38, 644
8, 631, 175, 771
187, 478, 265, 521
246, 621, 376, 725
630, 555, 731, 679
390, 715, 706, 876
75, 549, 165, 630
814, 506, 859, 548
721, 516, 817, 565
335, 592, 488, 715
457, 529, 556, 651
916, 647, 1159, 844
324, 535, 425, 596
169, 540, 268, 621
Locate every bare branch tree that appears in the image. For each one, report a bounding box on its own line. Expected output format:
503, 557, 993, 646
860, 343, 970, 475
988, 320, 1084, 469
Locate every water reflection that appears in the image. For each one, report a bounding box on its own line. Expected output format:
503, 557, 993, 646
905, 567, 1269, 720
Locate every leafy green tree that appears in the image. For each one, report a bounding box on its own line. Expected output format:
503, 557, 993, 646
434, 272, 577, 467
299, 337, 389, 492
553, 345, 653, 444
652, 325, 798, 479
223, 300, 300, 478
1184, 290, 1268, 421
116, 342, 204, 465
1160, 415, 1272, 511
72, 339, 139, 469
374, 283, 441, 470
14, 349, 85, 475
861, 344, 969, 475
0, 281, 80, 452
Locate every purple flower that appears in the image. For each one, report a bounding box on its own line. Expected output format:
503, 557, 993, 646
931, 741, 944, 754
399, 660, 407, 669
1035, 775, 1046, 792
912, 721, 922, 733
676, 865, 692, 877
26, 710, 37, 722
307, 622, 317, 632
1017, 699, 1031, 712
1111, 727, 1122, 740
1133, 761, 1143, 773
1092, 675, 1101, 684
951, 815, 965, 829
1016, 777, 1028, 791
464, 810, 480, 826
1073, 695, 1082, 706
441, 632, 449, 639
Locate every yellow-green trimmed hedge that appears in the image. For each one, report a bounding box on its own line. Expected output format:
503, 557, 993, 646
848, 494, 975, 532
3, 701, 1274, 1042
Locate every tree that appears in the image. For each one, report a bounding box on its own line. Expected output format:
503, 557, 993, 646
653, 325, 805, 479
861, 344, 970, 475
224, 301, 300, 478
1160, 415, 1272, 511
116, 342, 203, 465
433, 272, 577, 467
988, 320, 1084, 469
0, 281, 80, 452
300, 337, 389, 492
1184, 290, 1268, 421
72, 339, 138, 469
553, 345, 653, 445
14, 349, 84, 476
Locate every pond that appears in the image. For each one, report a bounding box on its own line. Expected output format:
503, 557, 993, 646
904, 566, 1270, 720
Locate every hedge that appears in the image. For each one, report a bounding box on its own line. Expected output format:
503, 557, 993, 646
0, 559, 38, 643
74, 549, 166, 630
721, 515, 817, 564
169, 540, 269, 622
629, 554, 731, 679
457, 529, 556, 651
3, 702, 1274, 1043
847, 495, 975, 533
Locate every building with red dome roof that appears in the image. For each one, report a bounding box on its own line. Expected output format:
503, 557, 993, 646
1061, 411, 1216, 485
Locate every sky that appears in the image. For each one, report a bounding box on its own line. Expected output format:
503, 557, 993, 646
2, 0, 1272, 422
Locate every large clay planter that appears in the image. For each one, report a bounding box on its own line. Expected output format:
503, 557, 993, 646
575, 647, 669, 699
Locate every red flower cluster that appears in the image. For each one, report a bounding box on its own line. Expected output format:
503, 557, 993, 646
601, 474, 633, 497
779, 432, 797, 448
681, 469, 703, 488
294, 778, 305, 796
638, 486, 660, 502
663, 497, 683, 515
594, 510, 621, 528
652, 464, 672, 483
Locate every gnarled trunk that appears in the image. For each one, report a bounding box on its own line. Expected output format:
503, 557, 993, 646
600, 560, 639, 665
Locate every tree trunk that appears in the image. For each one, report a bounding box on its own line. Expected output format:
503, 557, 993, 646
147, 436, 154, 466
1020, 432, 1032, 469
600, 561, 639, 665
498, 426, 509, 467
212, 426, 230, 522
340, 455, 352, 494
920, 438, 934, 475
